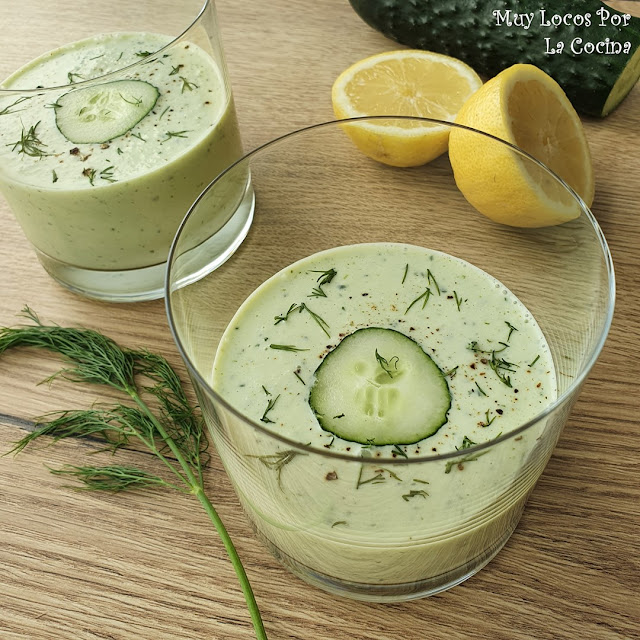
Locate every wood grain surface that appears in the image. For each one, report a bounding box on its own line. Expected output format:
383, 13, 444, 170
1, 1, 639, 639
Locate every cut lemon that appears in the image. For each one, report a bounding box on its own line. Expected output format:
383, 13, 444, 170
450, 64, 595, 228
331, 50, 482, 167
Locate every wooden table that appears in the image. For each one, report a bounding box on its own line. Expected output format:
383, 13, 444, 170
1, 1, 639, 638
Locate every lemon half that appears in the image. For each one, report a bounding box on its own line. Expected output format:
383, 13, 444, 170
332, 50, 482, 167
450, 64, 595, 228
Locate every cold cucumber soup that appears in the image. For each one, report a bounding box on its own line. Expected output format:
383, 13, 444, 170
212, 243, 556, 586
0, 32, 242, 271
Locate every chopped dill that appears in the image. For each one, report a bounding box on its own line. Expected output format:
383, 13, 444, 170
248, 450, 306, 488
67, 72, 84, 84
0, 95, 33, 116
479, 409, 497, 427
179, 76, 198, 92
405, 288, 432, 314
375, 350, 399, 379
160, 130, 190, 143
426, 269, 440, 296
260, 394, 280, 424
505, 321, 518, 342
393, 444, 408, 459
82, 167, 96, 186
402, 489, 428, 501
99, 166, 117, 183
269, 344, 309, 352
307, 268, 337, 298
119, 93, 143, 106
402, 263, 409, 284
475, 381, 488, 396
7, 121, 49, 158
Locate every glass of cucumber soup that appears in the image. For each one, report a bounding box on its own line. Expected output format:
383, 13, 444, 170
0, 0, 252, 302
166, 117, 614, 601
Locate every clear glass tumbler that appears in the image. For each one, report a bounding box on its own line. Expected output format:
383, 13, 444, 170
0, 0, 252, 302
166, 118, 614, 602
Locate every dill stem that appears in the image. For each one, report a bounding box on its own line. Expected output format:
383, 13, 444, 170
131, 392, 267, 640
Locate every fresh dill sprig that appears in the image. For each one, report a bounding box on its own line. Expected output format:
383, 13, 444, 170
0, 307, 267, 640
402, 489, 428, 501
67, 72, 84, 84
426, 269, 440, 296
248, 450, 306, 488
262, 385, 271, 396
131, 132, 146, 142
7, 121, 49, 158
402, 264, 409, 284
169, 64, 184, 76
307, 268, 337, 298
269, 344, 309, 352
0, 95, 33, 116
116, 147, 123, 155
135, 51, 153, 58
44, 102, 62, 109
529, 354, 540, 368
260, 393, 280, 424
293, 371, 305, 385
405, 288, 432, 314
49, 464, 185, 493
375, 350, 399, 378
52, 170, 58, 184
161, 130, 190, 143
179, 76, 198, 92
159, 106, 171, 120
443, 365, 459, 378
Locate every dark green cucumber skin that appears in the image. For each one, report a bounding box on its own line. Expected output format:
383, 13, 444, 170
349, 0, 640, 116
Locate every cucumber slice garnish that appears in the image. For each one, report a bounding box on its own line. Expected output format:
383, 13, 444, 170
309, 327, 451, 445
55, 80, 160, 144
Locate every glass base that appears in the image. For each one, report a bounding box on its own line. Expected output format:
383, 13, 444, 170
254, 525, 514, 602
35, 180, 255, 303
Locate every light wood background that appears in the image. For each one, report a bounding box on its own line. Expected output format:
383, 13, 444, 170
1, 1, 639, 639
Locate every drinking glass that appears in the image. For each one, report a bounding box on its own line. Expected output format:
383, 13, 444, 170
0, 0, 252, 302
166, 118, 614, 601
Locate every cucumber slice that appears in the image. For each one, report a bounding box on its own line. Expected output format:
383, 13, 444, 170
309, 328, 451, 445
55, 80, 160, 144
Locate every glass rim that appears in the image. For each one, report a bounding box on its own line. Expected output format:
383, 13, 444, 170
165, 115, 616, 466
0, 0, 210, 94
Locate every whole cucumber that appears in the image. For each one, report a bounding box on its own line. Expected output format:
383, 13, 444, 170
349, 0, 640, 116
